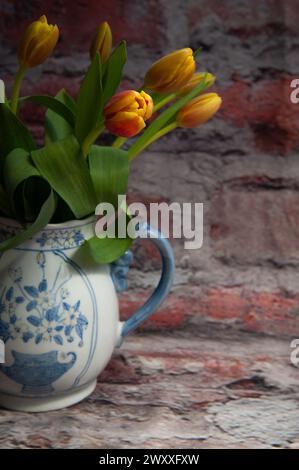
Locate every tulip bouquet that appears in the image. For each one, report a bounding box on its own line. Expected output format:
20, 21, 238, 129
0, 16, 221, 263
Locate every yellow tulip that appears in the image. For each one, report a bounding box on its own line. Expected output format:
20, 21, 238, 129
177, 93, 222, 128
90, 21, 112, 62
144, 48, 196, 94
18, 15, 59, 68
176, 72, 215, 97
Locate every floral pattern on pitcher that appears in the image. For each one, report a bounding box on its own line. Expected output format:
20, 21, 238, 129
36, 229, 85, 250
0, 252, 88, 347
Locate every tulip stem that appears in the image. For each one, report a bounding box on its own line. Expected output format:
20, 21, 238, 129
82, 123, 104, 158
11, 65, 26, 115
128, 121, 177, 161
153, 94, 176, 113
112, 136, 127, 149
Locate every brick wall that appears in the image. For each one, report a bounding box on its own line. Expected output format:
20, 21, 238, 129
1, 0, 299, 338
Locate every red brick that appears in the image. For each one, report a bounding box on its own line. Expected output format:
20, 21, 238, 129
120, 286, 299, 337
200, 288, 248, 320
242, 291, 299, 336
220, 76, 299, 154
119, 291, 188, 330
201, 288, 299, 337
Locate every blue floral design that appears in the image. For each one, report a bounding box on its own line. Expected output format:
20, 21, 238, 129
36, 229, 85, 249
0, 222, 86, 250
0, 252, 88, 347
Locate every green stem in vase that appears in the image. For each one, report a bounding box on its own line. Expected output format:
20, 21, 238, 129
128, 121, 177, 161
11, 65, 26, 115
112, 136, 127, 149
82, 123, 104, 158
153, 94, 176, 113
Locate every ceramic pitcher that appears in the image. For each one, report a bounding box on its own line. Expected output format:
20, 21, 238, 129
0, 216, 174, 412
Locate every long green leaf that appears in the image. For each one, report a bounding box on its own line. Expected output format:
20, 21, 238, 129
0, 183, 11, 216
3, 148, 39, 206
102, 41, 127, 106
0, 190, 56, 251
22, 95, 75, 127
31, 135, 97, 218
45, 89, 75, 143
89, 145, 129, 206
75, 53, 103, 143
86, 235, 133, 264
128, 76, 209, 160
0, 103, 35, 176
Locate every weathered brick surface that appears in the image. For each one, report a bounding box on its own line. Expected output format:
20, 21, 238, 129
1, 3, 299, 440
1, 333, 299, 448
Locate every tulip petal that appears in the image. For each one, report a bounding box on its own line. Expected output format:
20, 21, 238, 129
18, 17, 59, 68
26, 25, 59, 67
144, 48, 195, 94
90, 21, 112, 62
106, 111, 145, 137
104, 90, 139, 116
177, 93, 222, 128
140, 91, 154, 120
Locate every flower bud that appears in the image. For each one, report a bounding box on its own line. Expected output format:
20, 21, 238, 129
144, 48, 196, 94
177, 92, 222, 128
90, 21, 112, 62
176, 72, 215, 97
18, 15, 59, 68
104, 90, 154, 137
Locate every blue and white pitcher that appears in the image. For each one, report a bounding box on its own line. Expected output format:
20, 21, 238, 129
0, 216, 174, 412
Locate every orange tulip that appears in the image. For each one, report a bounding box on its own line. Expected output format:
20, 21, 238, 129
18, 15, 59, 68
177, 93, 222, 128
176, 72, 215, 97
104, 90, 153, 137
144, 48, 196, 94
90, 21, 112, 62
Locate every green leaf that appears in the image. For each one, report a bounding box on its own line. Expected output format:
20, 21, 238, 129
19, 177, 51, 223
102, 41, 127, 106
89, 145, 129, 206
75, 53, 103, 144
86, 235, 133, 264
45, 90, 75, 143
59, 90, 76, 114
0, 103, 35, 176
31, 135, 97, 219
86, 145, 131, 264
3, 148, 51, 222
128, 75, 210, 160
0, 190, 56, 252
0, 183, 11, 216
3, 148, 39, 207
22, 95, 75, 127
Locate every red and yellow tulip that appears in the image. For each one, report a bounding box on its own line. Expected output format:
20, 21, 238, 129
104, 90, 153, 137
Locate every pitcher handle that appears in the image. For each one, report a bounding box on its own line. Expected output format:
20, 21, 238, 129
116, 221, 175, 347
